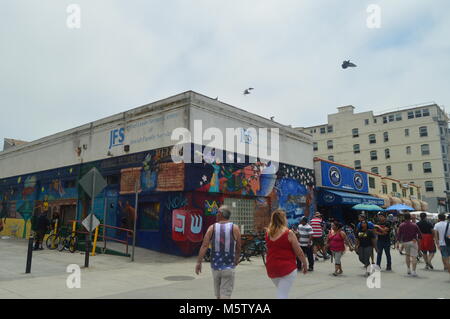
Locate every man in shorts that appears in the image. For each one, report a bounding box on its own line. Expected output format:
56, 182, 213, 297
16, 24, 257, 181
397, 213, 422, 277
433, 213, 450, 276
195, 205, 241, 299
310, 212, 329, 260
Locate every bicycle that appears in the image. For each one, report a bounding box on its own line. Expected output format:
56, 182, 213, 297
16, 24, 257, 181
239, 232, 267, 265
57, 230, 78, 253
45, 229, 63, 250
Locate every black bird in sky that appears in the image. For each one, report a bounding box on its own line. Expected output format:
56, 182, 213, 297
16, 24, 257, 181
243, 88, 254, 95
342, 60, 357, 69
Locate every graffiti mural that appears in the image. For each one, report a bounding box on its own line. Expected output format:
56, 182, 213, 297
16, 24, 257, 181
172, 209, 204, 243
204, 200, 220, 216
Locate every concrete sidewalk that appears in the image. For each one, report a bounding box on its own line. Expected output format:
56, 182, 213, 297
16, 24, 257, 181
1, 238, 449, 299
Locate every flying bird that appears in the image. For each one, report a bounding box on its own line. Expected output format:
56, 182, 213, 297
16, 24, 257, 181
243, 88, 254, 95
342, 60, 357, 69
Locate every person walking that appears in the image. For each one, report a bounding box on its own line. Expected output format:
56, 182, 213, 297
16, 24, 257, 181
325, 221, 354, 276
433, 213, 450, 276
34, 210, 50, 250
374, 212, 393, 271
265, 209, 307, 299
297, 217, 314, 271
417, 212, 436, 270
397, 213, 422, 277
356, 221, 377, 276
195, 205, 241, 299
357, 214, 375, 264
310, 212, 329, 261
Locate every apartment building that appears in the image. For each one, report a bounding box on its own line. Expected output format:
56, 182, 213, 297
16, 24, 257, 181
299, 103, 450, 213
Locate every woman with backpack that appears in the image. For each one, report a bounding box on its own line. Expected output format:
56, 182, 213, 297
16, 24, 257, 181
325, 221, 354, 276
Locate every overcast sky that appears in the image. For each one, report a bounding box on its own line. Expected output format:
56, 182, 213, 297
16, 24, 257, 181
1, 0, 449, 144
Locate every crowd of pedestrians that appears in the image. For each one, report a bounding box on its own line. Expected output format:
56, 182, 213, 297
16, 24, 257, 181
196, 206, 450, 299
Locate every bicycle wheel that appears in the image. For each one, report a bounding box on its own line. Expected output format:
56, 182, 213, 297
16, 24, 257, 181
69, 236, 78, 253
46, 234, 59, 250
57, 237, 67, 251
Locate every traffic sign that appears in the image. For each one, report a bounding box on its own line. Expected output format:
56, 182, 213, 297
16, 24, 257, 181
79, 168, 107, 198
82, 213, 100, 232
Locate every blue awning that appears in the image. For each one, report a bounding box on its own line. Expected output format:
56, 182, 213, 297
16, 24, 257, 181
318, 189, 385, 206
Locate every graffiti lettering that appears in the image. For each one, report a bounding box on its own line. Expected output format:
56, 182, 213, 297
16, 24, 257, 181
190, 215, 202, 234
174, 214, 186, 234
165, 195, 188, 210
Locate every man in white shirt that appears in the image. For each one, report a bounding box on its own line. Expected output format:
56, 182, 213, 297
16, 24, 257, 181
297, 217, 314, 271
433, 213, 450, 275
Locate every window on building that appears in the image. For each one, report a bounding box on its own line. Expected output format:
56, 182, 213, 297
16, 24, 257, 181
392, 183, 397, 192
396, 113, 402, 121
310, 129, 313, 134
365, 119, 369, 125
447, 183, 450, 191
107, 175, 120, 185
407, 111, 414, 119
225, 198, 255, 234
422, 108, 430, 117
383, 132, 389, 142
371, 167, 379, 174
327, 125, 333, 133
402, 189, 407, 197
419, 126, 428, 137
374, 119, 377, 123
369, 134, 376, 144
415, 110, 422, 118
421, 144, 430, 155
442, 145, 446, 154
382, 184, 388, 194
440, 127, 444, 135
388, 114, 395, 122
369, 177, 376, 189
405, 128, 409, 136
327, 140, 333, 149
408, 163, 413, 171
352, 128, 359, 138
328, 155, 334, 161
313, 142, 318, 151
406, 146, 411, 155
444, 163, 448, 172
410, 187, 414, 196
385, 148, 390, 159
320, 127, 326, 134
386, 166, 392, 176
370, 151, 378, 161
353, 144, 360, 154
425, 181, 434, 192
354, 160, 361, 170
423, 162, 432, 173
383, 116, 388, 124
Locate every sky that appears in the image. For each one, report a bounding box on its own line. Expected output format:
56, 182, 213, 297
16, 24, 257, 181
1, 0, 449, 144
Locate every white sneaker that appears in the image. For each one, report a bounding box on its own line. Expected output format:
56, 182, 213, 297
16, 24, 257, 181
411, 271, 418, 277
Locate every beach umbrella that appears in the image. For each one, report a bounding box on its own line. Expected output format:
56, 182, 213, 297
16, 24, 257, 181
385, 204, 414, 211
352, 204, 385, 211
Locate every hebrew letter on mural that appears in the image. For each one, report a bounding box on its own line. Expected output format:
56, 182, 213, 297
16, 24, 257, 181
175, 214, 185, 234
190, 215, 202, 234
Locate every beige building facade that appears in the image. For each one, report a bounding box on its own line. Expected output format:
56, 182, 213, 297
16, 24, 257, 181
300, 103, 450, 213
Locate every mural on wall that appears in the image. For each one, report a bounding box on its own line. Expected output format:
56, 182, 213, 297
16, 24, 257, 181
138, 202, 160, 231
204, 200, 220, 216
16, 175, 38, 238
172, 209, 203, 243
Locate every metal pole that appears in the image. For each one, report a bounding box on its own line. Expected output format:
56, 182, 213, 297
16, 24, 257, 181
85, 171, 95, 267
25, 234, 34, 273
103, 197, 107, 253
131, 182, 138, 262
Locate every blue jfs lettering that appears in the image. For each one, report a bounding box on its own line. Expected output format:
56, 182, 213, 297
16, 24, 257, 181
109, 128, 125, 149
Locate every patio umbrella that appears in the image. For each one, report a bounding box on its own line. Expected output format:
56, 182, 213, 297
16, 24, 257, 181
352, 204, 385, 211
385, 204, 414, 211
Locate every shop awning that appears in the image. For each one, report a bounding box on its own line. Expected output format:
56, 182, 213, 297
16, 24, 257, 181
318, 189, 385, 206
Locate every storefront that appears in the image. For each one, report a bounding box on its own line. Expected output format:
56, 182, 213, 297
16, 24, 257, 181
314, 158, 384, 224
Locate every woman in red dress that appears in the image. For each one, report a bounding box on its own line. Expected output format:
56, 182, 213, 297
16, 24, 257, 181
265, 209, 308, 299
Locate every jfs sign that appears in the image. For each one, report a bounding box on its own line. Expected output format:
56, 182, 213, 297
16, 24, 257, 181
109, 128, 125, 149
